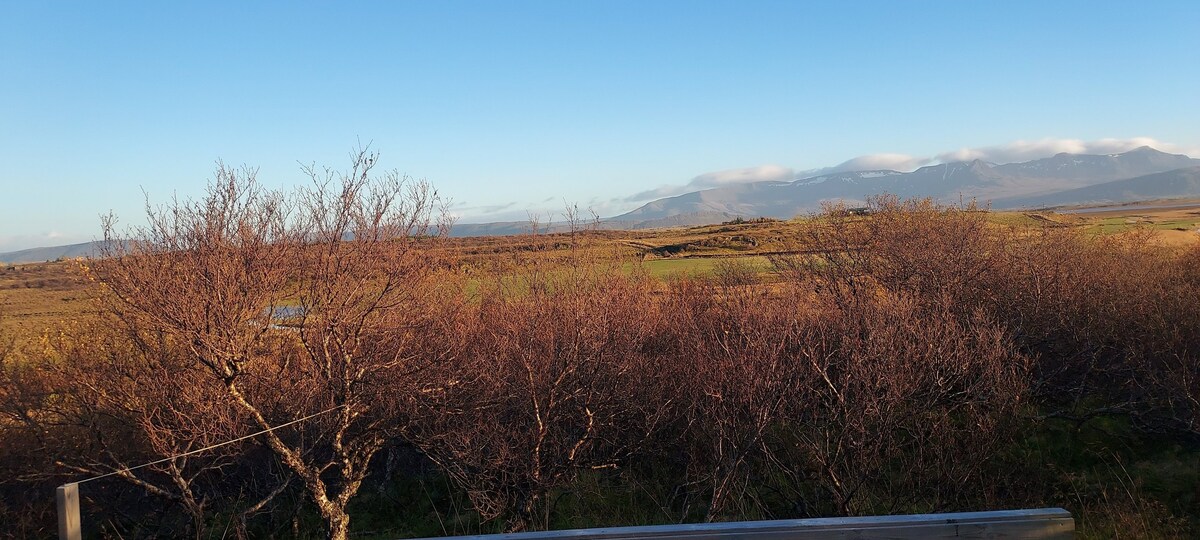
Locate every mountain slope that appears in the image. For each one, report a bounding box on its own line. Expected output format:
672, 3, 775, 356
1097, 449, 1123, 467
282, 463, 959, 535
614, 147, 1200, 221
993, 146, 1199, 184
0, 241, 106, 265
995, 166, 1200, 208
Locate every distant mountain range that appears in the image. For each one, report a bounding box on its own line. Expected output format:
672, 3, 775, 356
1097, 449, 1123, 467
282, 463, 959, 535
612, 146, 1200, 221
995, 166, 1200, 208
4, 147, 1199, 264
0, 242, 107, 265
450, 146, 1200, 237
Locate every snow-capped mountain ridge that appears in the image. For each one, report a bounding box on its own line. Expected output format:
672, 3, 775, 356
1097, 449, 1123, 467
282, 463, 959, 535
613, 147, 1200, 221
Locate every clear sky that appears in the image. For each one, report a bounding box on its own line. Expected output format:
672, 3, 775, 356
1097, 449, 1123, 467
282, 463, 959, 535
2, 1, 1198, 251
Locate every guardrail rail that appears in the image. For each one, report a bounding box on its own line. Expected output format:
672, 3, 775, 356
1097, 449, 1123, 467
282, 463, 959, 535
407, 508, 1074, 540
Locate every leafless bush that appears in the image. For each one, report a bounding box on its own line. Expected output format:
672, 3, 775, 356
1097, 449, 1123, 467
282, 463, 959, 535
784, 194, 1200, 439
654, 266, 1026, 520
776, 292, 1026, 516
92, 147, 453, 540
759, 197, 1036, 515
50, 320, 274, 537
653, 271, 801, 521
405, 229, 669, 531
0, 316, 57, 536
994, 230, 1200, 432
774, 195, 1002, 314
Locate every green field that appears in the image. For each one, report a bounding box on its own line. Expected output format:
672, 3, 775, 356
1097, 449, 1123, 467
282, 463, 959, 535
637, 255, 773, 278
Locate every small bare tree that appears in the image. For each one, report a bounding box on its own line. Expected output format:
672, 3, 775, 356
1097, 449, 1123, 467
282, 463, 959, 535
44, 320, 266, 538
95, 147, 452, 540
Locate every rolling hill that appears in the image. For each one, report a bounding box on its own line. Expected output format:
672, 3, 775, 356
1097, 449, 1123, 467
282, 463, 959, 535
0, 242, 106, 265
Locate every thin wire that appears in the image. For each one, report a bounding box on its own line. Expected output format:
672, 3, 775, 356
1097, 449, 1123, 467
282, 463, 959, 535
75, 404, 347, 485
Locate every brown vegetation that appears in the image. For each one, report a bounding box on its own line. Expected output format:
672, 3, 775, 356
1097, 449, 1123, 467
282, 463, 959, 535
3, 187, 1200, 538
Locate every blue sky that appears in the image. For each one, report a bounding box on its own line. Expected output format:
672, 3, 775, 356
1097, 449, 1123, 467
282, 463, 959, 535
1, 1, 1198, 251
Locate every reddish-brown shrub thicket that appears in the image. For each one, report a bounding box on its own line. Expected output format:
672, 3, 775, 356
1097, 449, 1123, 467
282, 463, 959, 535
0, 316, 300, 538
785, 196, 1200, 435
655, 263, 1026, 520
774, 294, 1026, 517
987, 229, 1200, 432
0, 317, 58, 537
773, 195, 1004, 313
404, 238, 671, 532
3, 192, 1198, 537
653, 269, 804, 521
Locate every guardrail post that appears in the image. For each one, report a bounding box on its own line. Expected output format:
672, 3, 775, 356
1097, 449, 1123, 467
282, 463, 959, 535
57, 483, 81, 540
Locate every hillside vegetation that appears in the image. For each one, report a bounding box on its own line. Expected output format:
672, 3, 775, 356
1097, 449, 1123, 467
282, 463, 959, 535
2, 175, 1200, 538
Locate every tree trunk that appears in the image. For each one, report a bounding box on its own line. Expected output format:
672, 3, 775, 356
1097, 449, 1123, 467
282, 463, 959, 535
327, 512, 351, 540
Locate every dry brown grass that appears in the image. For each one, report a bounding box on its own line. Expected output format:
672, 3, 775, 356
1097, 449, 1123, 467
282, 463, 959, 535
4, 200, 1194, 348
0, 262, 99, 347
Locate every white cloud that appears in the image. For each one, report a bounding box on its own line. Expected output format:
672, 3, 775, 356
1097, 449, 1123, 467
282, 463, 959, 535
690, 164, 795, 187
820, 137, 1200, 177
447, 201, 518, 222
935, 137, 1199, 164
828, 153, 931, 173
626, 164, 794, 202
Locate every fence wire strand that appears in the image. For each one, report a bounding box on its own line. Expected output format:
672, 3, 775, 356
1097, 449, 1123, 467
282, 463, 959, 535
75, 404, 346, 485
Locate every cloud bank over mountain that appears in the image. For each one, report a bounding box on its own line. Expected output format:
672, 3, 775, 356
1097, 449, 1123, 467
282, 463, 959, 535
624, 137, 1198, 209
627, 165, 795, 202
379, 137, 1200, 228
609, 145, 1200, 225
935, 137, 1200, 164
828, 153, 931, 174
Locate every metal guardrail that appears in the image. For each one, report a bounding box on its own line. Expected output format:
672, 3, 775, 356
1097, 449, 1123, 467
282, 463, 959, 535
407, 508, 1074, 540
60, 486, 1071, 540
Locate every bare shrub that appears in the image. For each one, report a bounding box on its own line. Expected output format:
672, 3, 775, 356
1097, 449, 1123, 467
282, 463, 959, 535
982, 228, 1200, 432
92, 148, 452, 540
405, 230, 668, 531
654, 271, 801, 521
44, 320, 271, 537
763, 197, 1032, 515
783, 194, 1200, 482
774, 195, 1002, 313
775, 292, 1027, 516
0, 315, 59, 536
